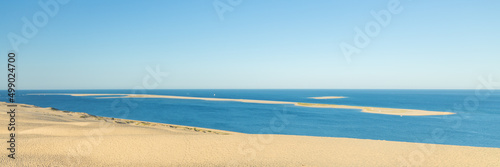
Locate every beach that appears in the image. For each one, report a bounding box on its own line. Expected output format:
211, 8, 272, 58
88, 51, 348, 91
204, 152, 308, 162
1, 101, 499, 166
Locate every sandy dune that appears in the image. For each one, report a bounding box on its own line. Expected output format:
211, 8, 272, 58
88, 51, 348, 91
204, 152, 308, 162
1, 102, 499, 166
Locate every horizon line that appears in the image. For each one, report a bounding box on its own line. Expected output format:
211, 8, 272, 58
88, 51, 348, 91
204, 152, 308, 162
7, 88, 498, 91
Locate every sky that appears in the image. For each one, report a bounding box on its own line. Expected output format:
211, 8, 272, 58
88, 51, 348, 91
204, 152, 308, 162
0, 0, 499, 90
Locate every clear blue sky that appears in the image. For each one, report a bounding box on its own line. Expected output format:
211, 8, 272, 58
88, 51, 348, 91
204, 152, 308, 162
1, 0, 499, 89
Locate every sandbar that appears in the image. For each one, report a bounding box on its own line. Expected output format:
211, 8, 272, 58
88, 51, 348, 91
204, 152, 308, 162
54, 94, 455, 116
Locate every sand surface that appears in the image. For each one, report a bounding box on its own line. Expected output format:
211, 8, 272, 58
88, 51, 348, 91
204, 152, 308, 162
1, 102, 499, 166
56, 93, 454, 116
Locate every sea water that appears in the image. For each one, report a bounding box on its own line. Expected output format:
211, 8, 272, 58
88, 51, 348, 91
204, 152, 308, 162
3, 89, 500, 148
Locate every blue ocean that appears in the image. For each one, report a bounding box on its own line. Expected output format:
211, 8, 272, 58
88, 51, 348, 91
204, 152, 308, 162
4, 89, 500, 148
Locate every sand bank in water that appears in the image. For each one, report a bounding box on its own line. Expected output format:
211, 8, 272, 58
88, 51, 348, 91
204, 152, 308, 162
57, 94, 454, 116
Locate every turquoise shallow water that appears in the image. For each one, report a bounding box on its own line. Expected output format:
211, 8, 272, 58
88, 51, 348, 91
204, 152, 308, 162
3, 89, 500, 148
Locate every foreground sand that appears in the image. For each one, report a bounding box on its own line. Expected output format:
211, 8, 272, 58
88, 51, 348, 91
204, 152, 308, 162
33, 94, 455, 116
1, 102, 499, 166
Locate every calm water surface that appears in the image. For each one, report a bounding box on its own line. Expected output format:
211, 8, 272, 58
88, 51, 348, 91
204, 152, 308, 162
3, 89, 500, 148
